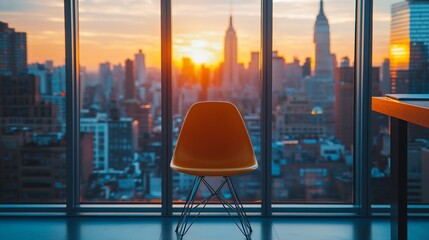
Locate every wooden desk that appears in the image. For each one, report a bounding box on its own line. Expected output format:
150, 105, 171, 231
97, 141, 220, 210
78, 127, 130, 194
372, 97, 429, 240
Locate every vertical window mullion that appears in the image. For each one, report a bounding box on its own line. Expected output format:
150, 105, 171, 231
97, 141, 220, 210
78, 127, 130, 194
354, 0, 373, 216
161, 0, 173, 216
261, 0, 273, 216
65, 0, 80, 215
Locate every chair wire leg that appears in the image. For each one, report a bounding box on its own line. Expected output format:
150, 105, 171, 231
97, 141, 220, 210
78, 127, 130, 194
175, 176, 198, 232
176, 176, 202, 237
226, 177, 252, 231
176, 176, 252, 239
201, 177, 252, 239
225, 177, 252, 236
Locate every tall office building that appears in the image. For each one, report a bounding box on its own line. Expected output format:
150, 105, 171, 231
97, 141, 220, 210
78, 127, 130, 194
0, 21, 27, 76
334, 57, 354, 150
199, 65, 210, 101
248, 52, 260, 87
272, 51, 286, 91
302, 57, 311, 77
390, 0, 429, 94
80, 112, 109, 171
134, 49, 146, 86
334, 57, 381, 150
223, 16, 240, 92
308, 0, 335, 104
99, 62, 113, 104
124, 59, 135, 100
380, 58, 391, 95
314, 0, 333, 80
112, 64, 124, 99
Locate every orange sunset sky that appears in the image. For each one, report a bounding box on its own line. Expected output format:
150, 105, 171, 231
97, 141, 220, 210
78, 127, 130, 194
1, 0, 397, 72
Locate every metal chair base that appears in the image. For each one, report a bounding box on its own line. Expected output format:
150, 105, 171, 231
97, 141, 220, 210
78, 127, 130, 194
175, 176, 252, 239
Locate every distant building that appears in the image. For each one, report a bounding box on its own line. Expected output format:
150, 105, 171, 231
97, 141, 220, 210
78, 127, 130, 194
314, 0, 334, 80
134, 49, 146, 86
124, 59, 135, 100
309, 0, 335, 124
80, 112, 109, 171
302, 57, 311, 77
112, 63, 124, 99
285, 57, 303, 89
272, 51, 286, 91
121, 101, 153, 151
390, 0, 429, 94
0, 75, 61, 133
274, 94, 327, 139
380, 58, 391, 95
334, 57, 380, 150
248, 51, 260, 88
0, 21, 27, 76
223, 16, 240, 92
99, 62, 112, 104
334, 57, 354, 150
199, 64, 210, 101
108, 117, 137, 171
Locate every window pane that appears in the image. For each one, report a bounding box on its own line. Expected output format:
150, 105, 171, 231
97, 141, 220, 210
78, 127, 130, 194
79, 0, 161, 203
0, 1, 66, 203
272, 0, 355, 204
372, 0, 429, 205
172, 0, 261, 204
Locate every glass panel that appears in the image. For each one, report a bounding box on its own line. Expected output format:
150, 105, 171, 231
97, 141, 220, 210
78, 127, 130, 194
372, 0, 429, 205
172, 0, 261, 204
0, 1, 66, 203
79, 0, 161, 203
272, 0, 355, 203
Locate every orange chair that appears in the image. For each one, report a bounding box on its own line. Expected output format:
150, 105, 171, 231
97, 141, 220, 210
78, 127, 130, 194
171, 101, 258, 239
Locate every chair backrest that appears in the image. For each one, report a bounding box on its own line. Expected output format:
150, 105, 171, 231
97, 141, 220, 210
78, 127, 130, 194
171, 101, 257, 170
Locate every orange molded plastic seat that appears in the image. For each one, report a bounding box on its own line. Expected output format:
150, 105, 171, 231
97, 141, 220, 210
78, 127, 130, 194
170, 101, 258, 176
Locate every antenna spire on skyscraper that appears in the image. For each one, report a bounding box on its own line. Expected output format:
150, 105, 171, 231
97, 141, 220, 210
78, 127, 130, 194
317, 0, 327, 21
229, 0, 233, 28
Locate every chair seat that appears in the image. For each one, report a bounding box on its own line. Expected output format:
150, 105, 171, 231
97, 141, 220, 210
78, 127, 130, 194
170, 162, 258, 176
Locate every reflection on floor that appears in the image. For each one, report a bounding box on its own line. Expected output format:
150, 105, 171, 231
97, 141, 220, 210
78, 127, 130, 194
0, 217, 428, 240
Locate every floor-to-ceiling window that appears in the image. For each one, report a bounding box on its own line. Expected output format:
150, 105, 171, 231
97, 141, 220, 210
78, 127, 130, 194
372, 0, 429, 207
271, 0, 356, 205
0, 1, 67, 203
171, 0, 262, 205
78, 0, 162, 203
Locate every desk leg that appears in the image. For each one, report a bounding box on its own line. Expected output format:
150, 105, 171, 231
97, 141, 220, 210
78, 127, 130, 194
390, 117, 408, 240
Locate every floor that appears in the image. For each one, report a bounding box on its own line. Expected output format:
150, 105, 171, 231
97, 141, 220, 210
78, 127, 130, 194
0, 216, 428, 240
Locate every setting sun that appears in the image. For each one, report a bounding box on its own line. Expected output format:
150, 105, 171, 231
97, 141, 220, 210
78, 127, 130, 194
390, 43, 409, 69
174, 40, 219, 66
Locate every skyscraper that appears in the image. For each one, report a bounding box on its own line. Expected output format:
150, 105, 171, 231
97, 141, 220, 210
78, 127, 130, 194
390, 0, 429, 94
0, 21, 27, 76
314, 0, 333, 80
99, 62, 112, 103
134, 49, 146, 86
124, 59, 135, 100
309, 0, 335, 100
303, 57, 311, 78
380, 58, 391, 95
223, 16, 240, 92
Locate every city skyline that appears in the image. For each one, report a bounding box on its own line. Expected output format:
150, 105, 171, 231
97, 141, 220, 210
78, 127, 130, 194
2, 0, 429, 204
1, 0, 398, 71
